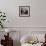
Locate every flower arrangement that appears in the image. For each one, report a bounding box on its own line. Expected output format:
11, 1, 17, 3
0, 10, 6, 28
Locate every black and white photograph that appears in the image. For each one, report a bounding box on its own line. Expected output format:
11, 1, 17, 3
19, 6, 30, 17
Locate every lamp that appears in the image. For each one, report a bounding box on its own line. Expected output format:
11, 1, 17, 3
5, 29, 9, 33
5, 29, 10, 37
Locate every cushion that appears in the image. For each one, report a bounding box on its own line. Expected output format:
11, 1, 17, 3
20, 35, 37, 43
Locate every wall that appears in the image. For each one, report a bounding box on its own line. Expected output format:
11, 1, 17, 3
0, 0, 46, 27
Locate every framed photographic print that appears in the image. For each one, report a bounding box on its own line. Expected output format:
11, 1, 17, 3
19, 6, 30, 17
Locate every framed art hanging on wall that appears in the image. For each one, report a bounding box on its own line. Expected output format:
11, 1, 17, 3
19, 6, 30, 17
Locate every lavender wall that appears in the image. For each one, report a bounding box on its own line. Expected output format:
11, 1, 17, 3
0, 0, 46, 27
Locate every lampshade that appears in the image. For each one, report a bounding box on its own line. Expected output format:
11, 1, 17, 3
5, 29, 10, 33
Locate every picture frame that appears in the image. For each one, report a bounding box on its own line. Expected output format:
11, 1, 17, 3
19, 6, 30, 17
